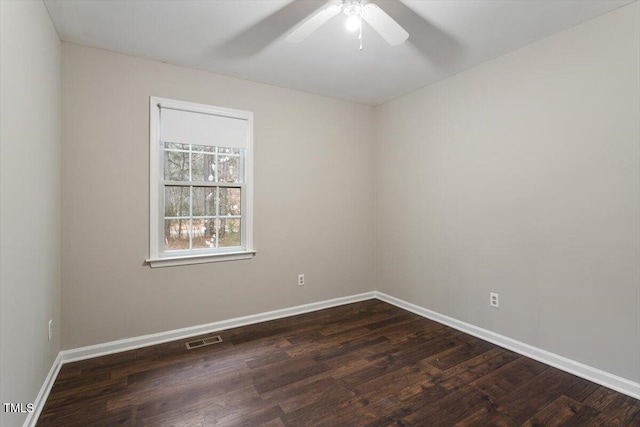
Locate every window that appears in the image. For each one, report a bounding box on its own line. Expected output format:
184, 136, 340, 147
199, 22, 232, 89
147, 97, 254, 267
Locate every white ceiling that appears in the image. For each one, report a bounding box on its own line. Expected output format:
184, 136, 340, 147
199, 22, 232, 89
44, 0, 634, 105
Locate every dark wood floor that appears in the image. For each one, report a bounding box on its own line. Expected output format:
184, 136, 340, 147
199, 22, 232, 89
38, 300, 639, 426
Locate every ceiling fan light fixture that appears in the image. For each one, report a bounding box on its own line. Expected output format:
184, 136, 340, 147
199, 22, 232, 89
345, 14, 361, 32
286, 0, 408, 47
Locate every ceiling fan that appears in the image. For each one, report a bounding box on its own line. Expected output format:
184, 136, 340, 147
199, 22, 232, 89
286, 0, 409, 49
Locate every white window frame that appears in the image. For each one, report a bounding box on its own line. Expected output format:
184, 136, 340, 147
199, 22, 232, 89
146, 96, 255, 268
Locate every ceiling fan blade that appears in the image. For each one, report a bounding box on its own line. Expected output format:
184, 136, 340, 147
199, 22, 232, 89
286, 4, 342, 43
362, 3, 409, 46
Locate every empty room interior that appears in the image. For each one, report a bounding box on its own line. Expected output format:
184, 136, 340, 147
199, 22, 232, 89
1, 0, 639, 426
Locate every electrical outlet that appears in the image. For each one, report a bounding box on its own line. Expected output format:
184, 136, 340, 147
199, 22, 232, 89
298, 274, 305, 286
490, 292, 499, 308
48, 319, 53, 341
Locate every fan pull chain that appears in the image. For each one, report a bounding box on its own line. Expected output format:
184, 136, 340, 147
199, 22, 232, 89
358, 14, 363, 51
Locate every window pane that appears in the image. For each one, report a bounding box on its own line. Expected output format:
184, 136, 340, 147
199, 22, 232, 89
192, 152, 216, 182
219, 147, 240, 155
217, 154, 240, 183
219, 188, 241, 216
164, 142, 189, 151
218, 218, 241, 247
164, 219, 190, 251
164, 186, 190, 217
165, 150, 189, 181
192, 187, 217, 217
191, 144, 215, 154
192, 219, 216, 249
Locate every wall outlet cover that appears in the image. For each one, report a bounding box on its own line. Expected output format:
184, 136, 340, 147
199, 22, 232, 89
490, 293, 499, 308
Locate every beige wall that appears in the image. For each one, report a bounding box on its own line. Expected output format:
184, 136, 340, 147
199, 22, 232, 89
0, 1, 62, 426
61, 43, 376, 349
375, 3, 640, 382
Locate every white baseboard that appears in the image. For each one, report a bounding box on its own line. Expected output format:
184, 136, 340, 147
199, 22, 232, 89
60, 291, 376, 364
374, 291, 640, 400
23, 352, 63, 427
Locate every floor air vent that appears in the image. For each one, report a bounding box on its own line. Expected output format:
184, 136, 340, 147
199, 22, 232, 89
185, 335, 223, 350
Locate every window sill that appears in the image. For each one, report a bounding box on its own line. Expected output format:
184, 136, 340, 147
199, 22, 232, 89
146, 250, 256, 268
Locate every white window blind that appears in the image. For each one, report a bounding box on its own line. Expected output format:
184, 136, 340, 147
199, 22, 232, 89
160, 106, 249, 149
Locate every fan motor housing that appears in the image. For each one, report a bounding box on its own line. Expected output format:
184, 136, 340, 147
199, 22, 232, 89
343, 0, 362, 16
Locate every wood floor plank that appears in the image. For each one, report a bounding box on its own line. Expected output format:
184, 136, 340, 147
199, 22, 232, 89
138, 386, 262, 426
36, 400, 107, 426
107, 359, 254, 412
426, 336, 495, 371
471, 356, 549, 399
521, 395, 601, 427
582, 388, 640, 426
347, 381, 451, 426
435, 347, 519, 391
351, 361, 441, 404
208, 405, 286, 427
134, 384, 261, 423
251, 354, 331, 394
280, 382, 355, 426
265, 378, 342, 414
36, 300, 639, 426
45, 376, 129, 408
399, 386, 496, 427
484, 368, 599, 425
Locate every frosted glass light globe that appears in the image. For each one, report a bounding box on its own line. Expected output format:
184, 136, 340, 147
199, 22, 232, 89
346, 15, 360, 32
